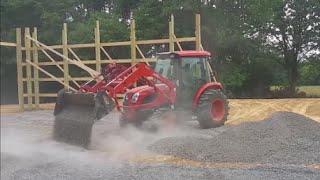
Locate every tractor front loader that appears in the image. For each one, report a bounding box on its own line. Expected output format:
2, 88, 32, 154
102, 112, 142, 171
53, 51, 229, 147
53, 63, 176, 147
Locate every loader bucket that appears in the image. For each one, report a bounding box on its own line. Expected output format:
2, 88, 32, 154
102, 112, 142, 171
53, 90, 113, 148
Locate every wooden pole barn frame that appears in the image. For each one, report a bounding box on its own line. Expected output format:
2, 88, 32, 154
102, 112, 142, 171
1, 14, 203, 111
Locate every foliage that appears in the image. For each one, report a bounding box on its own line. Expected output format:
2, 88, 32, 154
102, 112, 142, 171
1, 0, 320, 103
246, 0, 320, 95
299, 58, 320, 85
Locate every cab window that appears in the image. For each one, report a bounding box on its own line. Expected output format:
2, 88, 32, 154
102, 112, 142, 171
181, 57, 207, 86
154, 57, 172, 78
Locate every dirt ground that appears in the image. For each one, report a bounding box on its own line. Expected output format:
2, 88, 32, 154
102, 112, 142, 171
2, 98, 319, 121
227, 98, 320, 124
1, 98, 320, 179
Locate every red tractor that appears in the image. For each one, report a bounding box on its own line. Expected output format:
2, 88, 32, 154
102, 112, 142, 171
53, 50, 229, 147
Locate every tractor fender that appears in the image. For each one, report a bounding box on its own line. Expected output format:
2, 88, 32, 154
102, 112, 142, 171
192, 82, 223, 110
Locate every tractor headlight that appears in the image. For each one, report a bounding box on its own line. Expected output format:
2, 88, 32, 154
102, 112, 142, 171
131, 92, 140, 103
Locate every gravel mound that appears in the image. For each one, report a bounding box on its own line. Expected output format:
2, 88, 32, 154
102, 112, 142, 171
149, 112, 320, 164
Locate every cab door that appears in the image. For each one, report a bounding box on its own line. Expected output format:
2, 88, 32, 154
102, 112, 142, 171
176, 57, 208, 109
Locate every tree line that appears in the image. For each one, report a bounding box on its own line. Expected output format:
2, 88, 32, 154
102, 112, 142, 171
1, 0, 319, 103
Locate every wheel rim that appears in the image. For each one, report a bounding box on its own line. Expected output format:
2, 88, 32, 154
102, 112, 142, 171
210, 99, 225, 122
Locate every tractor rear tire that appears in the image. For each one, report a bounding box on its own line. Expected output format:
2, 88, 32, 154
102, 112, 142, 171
197, 89, 229, 129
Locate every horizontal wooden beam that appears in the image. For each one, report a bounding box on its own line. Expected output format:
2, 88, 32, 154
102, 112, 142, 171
100, 58, 156, 63
101, 41, 131, 47
22, 45, 63, 50
22, 61, 63, 66
23, 77, 93, 82
137, 39, 170, 45
175, 37, 196, 42
68, 43, 95, 48
21, 58, 156, 66
21, 43, 95, 49
24, 93, 124, 98
0, 41, 16, 47
22, 74, 157, 82
136, 37, 195, 44
19, 37, 196, 51
23, 93, 57, 97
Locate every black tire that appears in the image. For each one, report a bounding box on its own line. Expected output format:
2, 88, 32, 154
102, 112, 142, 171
196, 89, 229, 129
119, 114, 143, 128
119, 110, 153, 128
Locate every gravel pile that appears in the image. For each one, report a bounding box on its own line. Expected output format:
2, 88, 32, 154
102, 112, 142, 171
149, 112, 320, 164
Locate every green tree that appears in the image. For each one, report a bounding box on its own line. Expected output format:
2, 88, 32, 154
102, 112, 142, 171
248, 0, 320, 95
201, 0, 274, 96
299, 58, 320, 85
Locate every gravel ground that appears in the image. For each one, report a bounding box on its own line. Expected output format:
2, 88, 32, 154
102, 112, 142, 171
1, 110, 320, 180
150, 112, 320, 165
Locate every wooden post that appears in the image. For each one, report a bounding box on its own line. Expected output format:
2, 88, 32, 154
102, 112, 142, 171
169, 14, 175, 52
95, 21, 101, 72
62, 23, 69, 89
32, 28, 40, 109
25, 28, 33, 110
130, 19, 136, 65
16, 28, 24, 111
195, 14, 201, 51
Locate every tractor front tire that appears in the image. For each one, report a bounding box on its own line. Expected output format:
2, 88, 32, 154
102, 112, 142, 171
197, 89, 229, 129
119, 115, 143, 128
119, 110, 153, 128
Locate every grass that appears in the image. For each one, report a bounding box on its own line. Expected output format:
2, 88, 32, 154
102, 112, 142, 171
271, 85, 320, 97
297, 86, 320, 96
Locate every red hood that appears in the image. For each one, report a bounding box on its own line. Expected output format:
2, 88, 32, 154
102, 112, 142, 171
127, 84, 169, 95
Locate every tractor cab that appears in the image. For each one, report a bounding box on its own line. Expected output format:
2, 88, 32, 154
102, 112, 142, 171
155, 51, 212, 107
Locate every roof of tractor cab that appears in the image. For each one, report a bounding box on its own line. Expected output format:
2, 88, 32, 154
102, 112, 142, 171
158, 50, 211, 57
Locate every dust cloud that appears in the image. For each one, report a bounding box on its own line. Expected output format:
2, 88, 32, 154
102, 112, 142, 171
1, 110, 195, 167
90, 111, 196, 159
